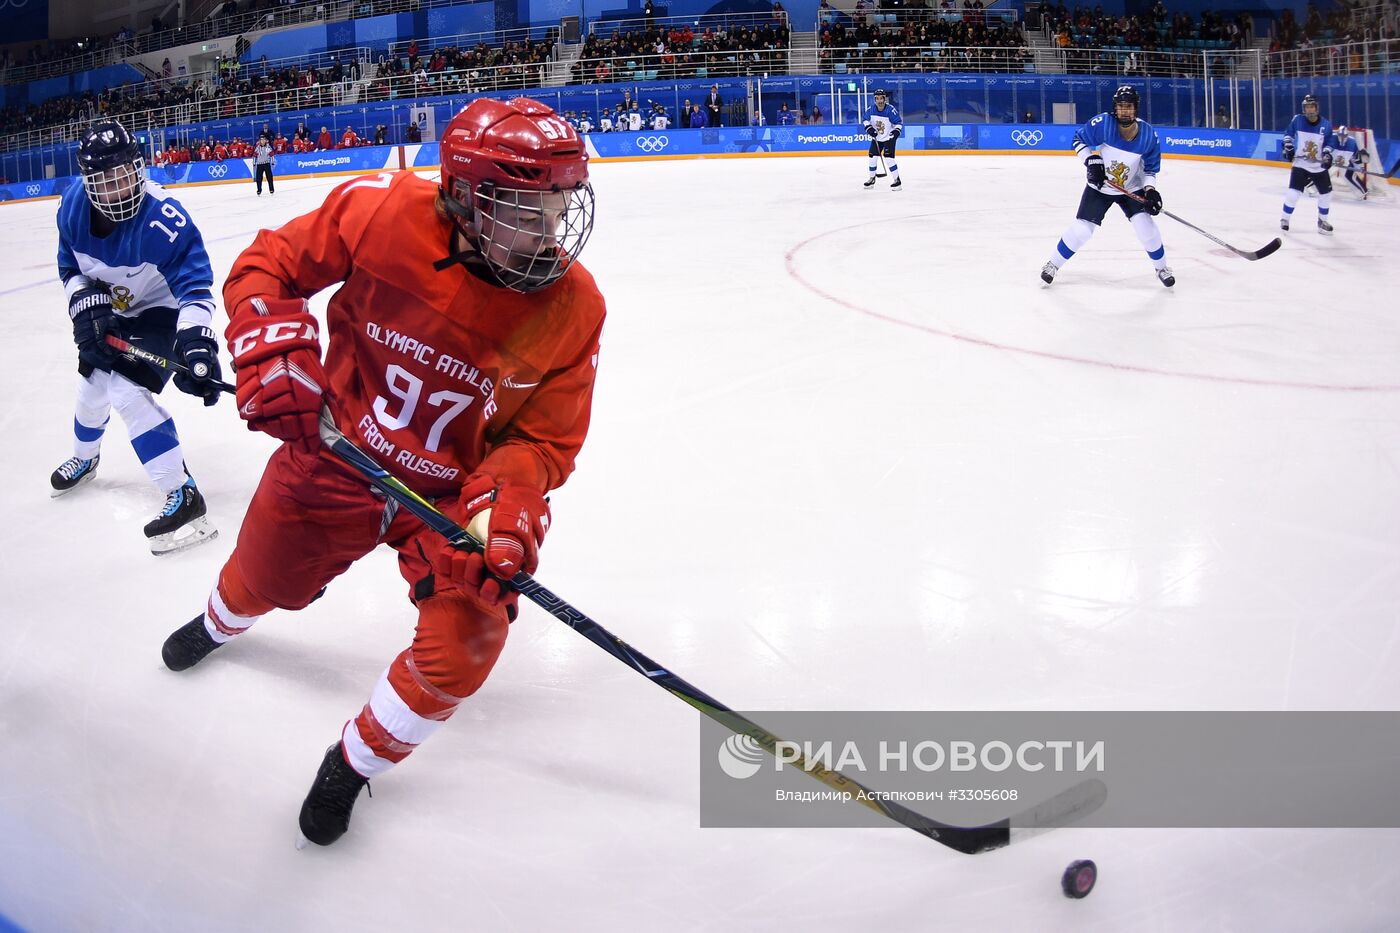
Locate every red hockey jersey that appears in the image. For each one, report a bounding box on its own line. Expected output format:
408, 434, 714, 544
223, 170, 605, 499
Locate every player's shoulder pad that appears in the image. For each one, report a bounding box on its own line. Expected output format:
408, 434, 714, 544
57, 178, 87, 222
143, 181, 189, 215
335, 168, 424, 198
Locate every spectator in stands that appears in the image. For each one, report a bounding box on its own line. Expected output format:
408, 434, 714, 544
705, 84, 723, 127
318, 126, 334, 150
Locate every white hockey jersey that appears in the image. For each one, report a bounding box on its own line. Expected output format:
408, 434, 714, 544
862, 102, 903, 143
1283, 113, 1334, 173
1073, 112, 1162, 193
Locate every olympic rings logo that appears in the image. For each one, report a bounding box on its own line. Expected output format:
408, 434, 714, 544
25, 184, 40, 196
207, 163, 229, 178
1010, 130, 1044, 146
635, 135, 669, 152
0, 1, 32, 8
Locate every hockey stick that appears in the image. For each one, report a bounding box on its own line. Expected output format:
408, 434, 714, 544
1107, 180, 1282, 261
318, 412, 1108, 855
876, 149, 889, 178
103, 334, 236, 392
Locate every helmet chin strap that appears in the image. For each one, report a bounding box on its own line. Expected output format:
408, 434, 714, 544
433, 208, 514, 291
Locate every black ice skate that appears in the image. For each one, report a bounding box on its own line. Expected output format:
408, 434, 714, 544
1317, 218, 1334, 235
1040, 262, 1058, 285
1280, 217, 1290, 231
50, 455, 99, 497
863, 177, 877, 189
889, 178, 902, 191
162, 614, 223, 671
145, 479, 218, 555
1157, 267, 1176, 288
297, 744, 370, 848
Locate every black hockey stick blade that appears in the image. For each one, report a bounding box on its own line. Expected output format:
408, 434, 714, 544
318, 412, 1108, 854
1107, 181, 1282, 261
104, 335, 236, 393
1237, 236, 1283, 261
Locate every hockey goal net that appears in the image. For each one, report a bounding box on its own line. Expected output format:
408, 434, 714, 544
1331, 127, 1390, 199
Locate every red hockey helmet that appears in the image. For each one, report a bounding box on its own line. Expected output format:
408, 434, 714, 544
439, 97, 595, 292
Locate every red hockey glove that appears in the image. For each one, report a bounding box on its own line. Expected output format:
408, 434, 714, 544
228, 297, 327, 454
435, 474, 551, 611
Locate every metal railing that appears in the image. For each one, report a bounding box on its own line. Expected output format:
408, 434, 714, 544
1264, 39, 1400, 77
1, 47, 379, 153
1, 0, 489, 87
385, 26, 560, 61
1028, 45, 1259, 78
590, 10, 791, 38
820, 44, 1033, 75
0, 42, 131, 85
816, 6, 1020, 30
570, 46, 793, 83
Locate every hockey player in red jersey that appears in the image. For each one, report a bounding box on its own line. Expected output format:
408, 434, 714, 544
160, 97, 603, 846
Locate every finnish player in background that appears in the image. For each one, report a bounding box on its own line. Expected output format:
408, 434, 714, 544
1279, 94, 1336, 234
53, 119, 223, 555
862, 88, 903, 190
1040, 85, 1174, 288
159, 97, 605, 848
1331, 125, 1369, 199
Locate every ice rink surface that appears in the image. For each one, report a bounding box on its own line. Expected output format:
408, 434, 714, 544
2, 154, 1400, 932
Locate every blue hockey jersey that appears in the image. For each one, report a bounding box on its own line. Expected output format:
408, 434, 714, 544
56, 178, 215, 330
1073, 112, 1162, 193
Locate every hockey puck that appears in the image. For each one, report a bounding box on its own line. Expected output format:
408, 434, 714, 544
1061, 859, 1097, 899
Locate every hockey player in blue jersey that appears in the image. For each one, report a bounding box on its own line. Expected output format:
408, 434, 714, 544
1331, 125, 1369, 199
1040, 86, 1173, 288
1279, 95, 1336, 234
52, 119, 223, 555
862, 88, 903, 191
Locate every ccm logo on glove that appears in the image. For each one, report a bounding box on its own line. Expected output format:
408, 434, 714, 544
231, 320, 319, 358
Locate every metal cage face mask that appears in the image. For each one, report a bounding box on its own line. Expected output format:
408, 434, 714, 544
82, 156, 147, 222
468, 181, 596, 293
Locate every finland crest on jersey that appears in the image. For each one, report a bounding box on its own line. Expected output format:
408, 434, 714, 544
1284, 114, 1334, 172
1332, 135, 1360, 168
862, 104, 903, 143
56, 177, 215, 330
1074, 112, 1162, 192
